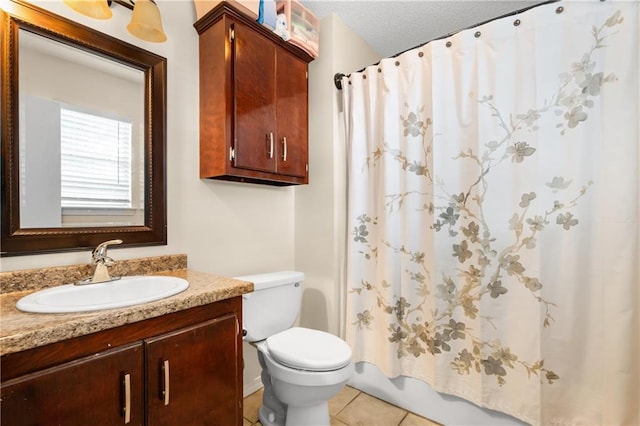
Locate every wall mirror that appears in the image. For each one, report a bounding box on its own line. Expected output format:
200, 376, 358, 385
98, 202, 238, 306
1, 0, 167, 256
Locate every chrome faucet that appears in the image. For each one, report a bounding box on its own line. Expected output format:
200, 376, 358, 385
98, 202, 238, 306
76, 239, 123, 285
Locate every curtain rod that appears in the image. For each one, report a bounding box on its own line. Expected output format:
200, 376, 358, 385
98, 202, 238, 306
334, 0, 561, 90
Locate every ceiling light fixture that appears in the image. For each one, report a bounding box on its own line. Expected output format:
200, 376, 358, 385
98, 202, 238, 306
64, 0, 167, 43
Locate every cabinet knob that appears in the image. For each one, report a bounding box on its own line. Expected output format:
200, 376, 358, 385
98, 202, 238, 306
122, 373, 131, 424
282, 137, 288, 162
267, 133, 274, 159
161, 359, 170, 406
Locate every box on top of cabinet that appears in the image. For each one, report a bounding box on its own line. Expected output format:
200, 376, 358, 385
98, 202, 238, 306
194, 0, 259, 21
276, 0, 319, 58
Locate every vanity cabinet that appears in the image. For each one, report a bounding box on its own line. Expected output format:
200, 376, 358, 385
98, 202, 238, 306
194, 2, 313, 186
1, 343, 145, 425
146, 314, 239, 425
0, 298, 242, 426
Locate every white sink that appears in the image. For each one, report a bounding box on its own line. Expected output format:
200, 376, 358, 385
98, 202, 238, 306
16, 276, 189, 313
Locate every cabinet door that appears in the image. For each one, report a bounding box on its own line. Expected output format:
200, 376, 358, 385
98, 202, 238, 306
0, 343, 144, 426
145, 313, 241, 426
276, 48, 309, 178
233, 20, 277, 174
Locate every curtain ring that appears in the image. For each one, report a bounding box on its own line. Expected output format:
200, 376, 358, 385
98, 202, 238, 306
362, 74, 367, 79
418, 51, 424, 58
474, 31, 481, 38
446, 41, 452, 48
395, 61, 400, 66
514, 19, 521, 26
377, 68, 382, 73
556, 6, 564, 13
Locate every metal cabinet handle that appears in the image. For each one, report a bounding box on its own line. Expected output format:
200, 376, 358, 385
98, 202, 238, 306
161, 359, 170, 406
282, 137, 288, 162
123, 373, 131, 424
267, 133, 274, 159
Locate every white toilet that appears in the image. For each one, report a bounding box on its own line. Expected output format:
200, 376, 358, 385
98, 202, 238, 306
238, 271, 354, 426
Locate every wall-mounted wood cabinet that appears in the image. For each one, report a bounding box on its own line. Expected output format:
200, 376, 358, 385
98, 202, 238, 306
0, 298, 242, 426
194, 2, 313, 186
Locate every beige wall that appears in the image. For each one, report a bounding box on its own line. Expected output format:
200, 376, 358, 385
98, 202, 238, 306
1, 1, 379, 399
1, 1, 295, 277
245, 13, 380, 395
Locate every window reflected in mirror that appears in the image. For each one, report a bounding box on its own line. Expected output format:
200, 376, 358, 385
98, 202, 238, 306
18, 29, 145, 229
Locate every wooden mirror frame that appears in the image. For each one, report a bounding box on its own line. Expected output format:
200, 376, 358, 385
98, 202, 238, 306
1, 0, 167, 256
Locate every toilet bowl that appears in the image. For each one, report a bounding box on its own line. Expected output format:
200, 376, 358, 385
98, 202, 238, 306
256, 328, 354, 426
238, 272, 354, 426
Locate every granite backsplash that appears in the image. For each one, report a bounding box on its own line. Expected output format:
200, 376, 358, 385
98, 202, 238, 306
0, 254, 188, 294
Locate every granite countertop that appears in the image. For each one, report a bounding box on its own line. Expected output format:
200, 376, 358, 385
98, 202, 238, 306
0, 258, 253, 357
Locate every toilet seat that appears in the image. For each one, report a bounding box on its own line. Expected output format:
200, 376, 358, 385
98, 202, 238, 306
266, 327, 352, 372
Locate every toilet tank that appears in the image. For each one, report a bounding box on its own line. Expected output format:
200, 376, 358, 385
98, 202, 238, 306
237, 271, 304, 342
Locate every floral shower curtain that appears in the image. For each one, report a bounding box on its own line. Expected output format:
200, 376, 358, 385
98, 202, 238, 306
341, 1, 639, 424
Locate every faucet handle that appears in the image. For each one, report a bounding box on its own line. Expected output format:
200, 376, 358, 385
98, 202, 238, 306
92, 239, 123, 264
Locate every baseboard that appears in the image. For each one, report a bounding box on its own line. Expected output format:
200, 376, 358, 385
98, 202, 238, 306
244, 376, 263, 398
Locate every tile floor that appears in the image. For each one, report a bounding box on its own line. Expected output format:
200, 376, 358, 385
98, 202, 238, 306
243, 385, 441, 426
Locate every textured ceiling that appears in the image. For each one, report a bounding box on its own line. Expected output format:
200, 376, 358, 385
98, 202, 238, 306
302, 0, 546, 58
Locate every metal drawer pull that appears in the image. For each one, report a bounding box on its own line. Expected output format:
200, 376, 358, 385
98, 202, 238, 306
268, 133, 274, 159
123, 373, 131, 424
162, 359, 170, 406
282, 137, 288, 162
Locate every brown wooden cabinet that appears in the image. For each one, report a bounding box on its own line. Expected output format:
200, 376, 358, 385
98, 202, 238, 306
195, 2, 313, 186
0, 298, 242, 426
1, 343, 145, 425
146, 314, 239, 426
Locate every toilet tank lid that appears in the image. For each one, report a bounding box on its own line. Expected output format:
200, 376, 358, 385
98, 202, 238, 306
234, 271, 304, 291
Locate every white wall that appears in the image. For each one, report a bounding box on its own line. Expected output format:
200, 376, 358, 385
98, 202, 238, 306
1, 0, 295, 277
20, 96, 61, 228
